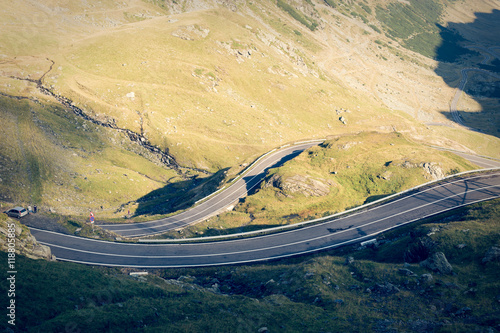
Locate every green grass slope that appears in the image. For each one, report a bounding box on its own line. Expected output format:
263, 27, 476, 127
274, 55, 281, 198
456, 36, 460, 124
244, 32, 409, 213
0, 95, 181, 218
2, 199, 498, 332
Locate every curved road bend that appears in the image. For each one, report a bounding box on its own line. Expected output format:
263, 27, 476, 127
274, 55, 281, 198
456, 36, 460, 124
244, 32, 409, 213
450, 68, 500, 129
99, 141, 323, 238
450, 45, 500, 129
430, 147, 500, 169
31, 172, 500, 268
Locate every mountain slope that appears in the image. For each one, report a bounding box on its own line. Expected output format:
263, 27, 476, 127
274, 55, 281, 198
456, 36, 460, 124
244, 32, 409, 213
0, 0, 498, 218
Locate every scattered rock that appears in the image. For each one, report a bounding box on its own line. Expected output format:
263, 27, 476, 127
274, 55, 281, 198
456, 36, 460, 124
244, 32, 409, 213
409, 319, 441, 332
209, 283, 220, 293
419, 273, 433, 283
177, 275, 196, 284
456, 243, 467, 249
172, 25, 209, 40
339, 116, 347, 125
379, 171, 392, 180
453, 307, 472, 318
463, 288, 477, 296
401, 160, 416, 168
344, 256, 354, 265
444, 282, 460, 289
398, 268, 416, 276
420, 252, 453, 275
371, 282, 400, 295
482, 246, 500, 264
258, 327, 268, 333
426, 226, 440, 236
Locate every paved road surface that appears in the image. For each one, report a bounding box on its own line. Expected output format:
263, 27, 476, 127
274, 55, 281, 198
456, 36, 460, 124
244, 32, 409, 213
31, 172, 500, 267
99, 141, 323, 238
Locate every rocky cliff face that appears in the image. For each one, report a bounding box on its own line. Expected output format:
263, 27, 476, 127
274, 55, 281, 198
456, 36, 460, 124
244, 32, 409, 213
0, 216, 54, 260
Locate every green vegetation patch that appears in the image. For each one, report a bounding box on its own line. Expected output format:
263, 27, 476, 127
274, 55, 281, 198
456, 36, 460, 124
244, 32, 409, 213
374, 0, 475, 60
277, 0, 319, 31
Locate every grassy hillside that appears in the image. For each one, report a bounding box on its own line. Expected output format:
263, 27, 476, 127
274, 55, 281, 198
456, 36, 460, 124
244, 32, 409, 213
0, 95, 183, 218
0, 0, 499, 220
159, 132, 478, 238
46, 6, 402, 170
2, 199, 498, 332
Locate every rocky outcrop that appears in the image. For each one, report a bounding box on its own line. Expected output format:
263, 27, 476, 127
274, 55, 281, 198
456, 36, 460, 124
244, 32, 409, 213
370, 282, 400, 295
482, 246, 500, 264
420, 252, 453, 275
264, 174, 333, 197
404, 236, 436, 263
400, 161, 444, 180
172, 25, 210, 40
422, 162, 445, 180
0, 217, 54, 260
419, 273, 433, 283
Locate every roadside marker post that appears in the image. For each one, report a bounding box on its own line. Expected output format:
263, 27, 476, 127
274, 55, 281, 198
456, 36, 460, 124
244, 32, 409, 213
90, 212, 95, 233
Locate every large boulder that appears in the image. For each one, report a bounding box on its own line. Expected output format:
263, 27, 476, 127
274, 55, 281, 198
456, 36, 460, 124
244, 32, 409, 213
422, 162, 445, 180
420, 252, 453, 275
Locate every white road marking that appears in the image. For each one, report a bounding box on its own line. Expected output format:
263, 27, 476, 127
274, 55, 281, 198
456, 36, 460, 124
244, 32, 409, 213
37, 185, 500, 263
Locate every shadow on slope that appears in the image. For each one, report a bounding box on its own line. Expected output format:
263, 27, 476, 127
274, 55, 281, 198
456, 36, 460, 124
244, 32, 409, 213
135, 146, 309, 218
134, 168, 229, 217
434, 9, 500, 137
241, 147, 308, 196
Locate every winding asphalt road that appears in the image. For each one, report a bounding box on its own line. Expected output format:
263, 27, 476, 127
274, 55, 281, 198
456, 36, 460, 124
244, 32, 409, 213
98, 140, 324, 238
450, 68, 500, 129
30, 170, 500, 268
450, 45, 500, 129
